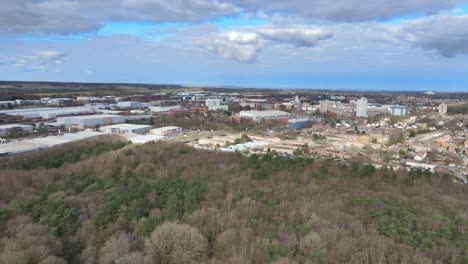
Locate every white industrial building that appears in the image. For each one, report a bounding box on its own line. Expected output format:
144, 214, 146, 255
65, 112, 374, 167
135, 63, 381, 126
0, 106, 95, 120
149, 106, 183, 113
205, 99, 228, 111
389, 105, 409, 116
128, 135, 165, 144
99, 124, 152, 134
57, 114, 126, 129
150, 126, 182, 136
239, 110, 291, 122
0, 124, 34, 136
0, 131, 103, 156
356, 97, 368, 118
117, 101, 141, 109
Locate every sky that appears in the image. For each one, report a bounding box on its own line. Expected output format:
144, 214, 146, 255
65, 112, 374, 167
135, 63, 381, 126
1, 0, 468, 91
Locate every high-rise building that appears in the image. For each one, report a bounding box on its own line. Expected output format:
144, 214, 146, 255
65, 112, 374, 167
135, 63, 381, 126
438, 103, 447, 116
356, 97, 368, 117
319, 100, 329, 113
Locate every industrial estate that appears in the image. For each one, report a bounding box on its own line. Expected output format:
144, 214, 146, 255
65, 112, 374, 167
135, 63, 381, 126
1, 86, 466, 183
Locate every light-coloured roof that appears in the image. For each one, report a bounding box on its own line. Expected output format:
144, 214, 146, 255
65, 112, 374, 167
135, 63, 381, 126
289, 118, 310, 123
100, 124, 153, 130
151, 126, 181, 131
0, 106, 94, 116
0, 131, 103, 155
239, 110, 291, 118
59, 114, 124, 120
0, 124, 33, 129
128, 135, 164, 144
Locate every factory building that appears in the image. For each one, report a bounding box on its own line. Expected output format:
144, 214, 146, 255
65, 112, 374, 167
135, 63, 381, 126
356, 97, 368, 118
150, 126, 183, 136
149, 105, 183, 113
288, 118, 311, 129
57, 114, 126, 129
129, 135, 165, 144
205, 99, 228, 111
238, 110, 291, 123
117, 101, 141, 109
99, 124, 152, 134
389, 105, 409, 116
0, 107, 95, 120
0, 124, 34, 136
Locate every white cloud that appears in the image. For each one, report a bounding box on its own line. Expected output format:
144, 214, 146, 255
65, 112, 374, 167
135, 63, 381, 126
34, 50, 68, 62
6, 50, 69, 71
204, 31, 263, 63
202, 25, 332, 62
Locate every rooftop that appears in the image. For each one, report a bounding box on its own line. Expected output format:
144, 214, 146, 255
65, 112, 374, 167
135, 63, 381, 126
0, 124, 33, 129
239, 110, 291, 118
100, 124, 153, 130
58, 114, 124, 120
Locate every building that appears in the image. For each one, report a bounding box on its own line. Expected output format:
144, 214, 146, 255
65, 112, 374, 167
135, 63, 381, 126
288, 118, 310, 129
438, 103, 448, 116
319, 100, 329, 113
117, 101, 141, 109
294, 96, 301, 106
57, 114, 126, 129
99, 124, 152, 134
356, 97, 368, 118
238, 110, 291, 123
150, 126, 183, 136
205, 99, 228, 111
0, 106, 95, 120
0, 131, 103, 156
149, 106, 183, 113
0, 124, 34, 136
389, 105, 409, 116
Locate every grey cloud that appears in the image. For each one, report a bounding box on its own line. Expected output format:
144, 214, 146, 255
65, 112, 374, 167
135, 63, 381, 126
0, 0, 239, 34
397, 15, 468, 57
257, 27, 333, 47
0, 0, 465, 35
235, 0, 465, 22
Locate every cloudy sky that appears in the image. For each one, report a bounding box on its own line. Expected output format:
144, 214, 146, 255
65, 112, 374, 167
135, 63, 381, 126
1, 0, 468, 91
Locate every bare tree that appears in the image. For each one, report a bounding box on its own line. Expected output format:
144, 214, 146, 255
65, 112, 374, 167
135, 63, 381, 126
145, 222, 207, 264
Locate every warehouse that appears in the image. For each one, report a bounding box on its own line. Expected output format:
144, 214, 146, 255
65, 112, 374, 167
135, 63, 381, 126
389, 105, 409, 116
149, 106, 183, 113
0, 124, 34, 136
128, 135, 165, 144
117, 101, 141, 109
99, 124, 152, 134
57, 114, 126, 129
238, 110, 291, 123
150, 126, 182, 136
0, 131, 103, 156
0, 106, 95, 120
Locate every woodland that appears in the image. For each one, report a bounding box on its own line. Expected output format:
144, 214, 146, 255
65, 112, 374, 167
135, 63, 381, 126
0, 136, 466, 264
